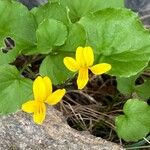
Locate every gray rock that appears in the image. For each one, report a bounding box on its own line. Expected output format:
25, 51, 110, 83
0, 107, 124, 150
125, 0, 150, 28
125, 0, 148, 12
18, 0, 48, 9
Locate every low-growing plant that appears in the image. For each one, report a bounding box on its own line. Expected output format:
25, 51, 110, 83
1, 0, 150, 147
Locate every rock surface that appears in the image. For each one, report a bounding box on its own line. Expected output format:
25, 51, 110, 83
125, 0, 150, 27
18, 0, 48, 9
0, 107, 124, 150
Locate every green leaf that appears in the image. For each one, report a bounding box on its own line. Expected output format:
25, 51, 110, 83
0, 0, 37, 64
143, 63, 150, 71
79, 8, 150, 77
94, 0, 124, 8
36, 19, 68, 54
135, 78, 150, 100
0, 65, 33, 115
115, 99, 150, 142
39, 23, 86, 84
32, 2, 69, 26
39, 52, 73, 85
60, 0, 124, 22
117, 75, 138, 95
59, 23, 86, 52
116, 116, 149, 142
0, 49, 17, 66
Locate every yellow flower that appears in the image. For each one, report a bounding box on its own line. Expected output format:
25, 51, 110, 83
63, 46, 111, 89
22, 76, 66, 125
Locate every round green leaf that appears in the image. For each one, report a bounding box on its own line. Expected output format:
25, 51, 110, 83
79, 8, 150, 77
32, 2, 69, 26
135, 78, 150, 100
0, 65, 33, 115
39, 53, 73, 85
36, 19, 68, 54
60, 0, 124, 22
115, 99, 150, 142
116, 116, 149, 142
0, 49, 17, 66
0, 0, 37, 64
59, 23, 86, 52
117, 75, 138, 95
39, 23, 86, 84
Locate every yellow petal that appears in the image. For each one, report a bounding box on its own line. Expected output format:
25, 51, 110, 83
33, 102, 46, 125
22, 100, 36, 113
43, 76, 52, 98
46, 89, 66, 105
33, 76, 46, 102
63, 57, 79, 72
83, 47, 94, 67
76, 47, 85, 67
90, 63, 111, 75
77, 68, 89, 89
